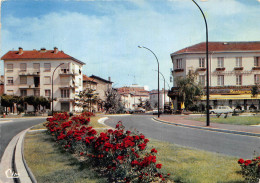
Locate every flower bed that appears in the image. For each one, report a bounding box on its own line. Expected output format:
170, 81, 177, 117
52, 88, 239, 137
45, 112, 169, 182
238, 157, 260, 183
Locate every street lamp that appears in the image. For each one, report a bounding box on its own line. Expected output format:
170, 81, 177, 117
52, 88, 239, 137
138, 46, 160, 118
52, 63, 64, 116
192, 0, 210, 126
154, 70, 166, 113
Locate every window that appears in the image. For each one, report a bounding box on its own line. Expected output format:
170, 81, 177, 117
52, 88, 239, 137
254, 57, 260, 67
236, 75, 242, 85
217, 57, 224, 68
20, 63, 27, 71
176, 59, 183, 69
7, 77, 13, 85
199, 58, 205, 68
45, 89, 51, 97
33, 63, 40, 72
254, 74, 260, 84
60, 76, 69, 84
217, 75, 224, 86
236, 57, 242, 67
20, 90, 27, 97
7, 64, 13, 72
199, 75, 205, 86
34, 90, 40, 97
44, 76, 51, 84
20, 76, 27, 84
79, 78, 82, 86
61, 89, 70, 98
44, 63, 51, 72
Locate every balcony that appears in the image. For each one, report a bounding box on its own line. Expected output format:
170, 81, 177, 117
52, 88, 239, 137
19, 69, 40, 76
234, 67, 244, 71
59, 69, 79, 76
59, 83, 79, 89
196, 67, 206, 71
19, 84, 40, 89
174, 68, 184, 72
216, 67, 225, 71
252, 66, 260, 70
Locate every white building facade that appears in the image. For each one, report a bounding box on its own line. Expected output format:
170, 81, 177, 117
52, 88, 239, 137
149, 89, 171, 110
169, 42, 260, 111
1, 47, 85, 112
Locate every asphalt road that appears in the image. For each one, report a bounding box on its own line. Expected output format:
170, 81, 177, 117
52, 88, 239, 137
0, 118, 46, 160
105, 115, 260, 159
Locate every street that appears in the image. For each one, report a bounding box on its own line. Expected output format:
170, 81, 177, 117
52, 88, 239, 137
0, 118, 46, 160
105, 115, 260, 159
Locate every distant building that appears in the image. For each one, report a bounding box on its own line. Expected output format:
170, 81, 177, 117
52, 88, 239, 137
149, 89, 171, 110
89, 75, 113, 111
168, 42, 260, 111
117, 84, 149, 110
1, 47, 85, 112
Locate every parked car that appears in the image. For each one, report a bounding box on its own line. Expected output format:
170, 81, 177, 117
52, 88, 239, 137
209, 106, 233, 114
152, 109, 163, 115
134, 108, 146, 113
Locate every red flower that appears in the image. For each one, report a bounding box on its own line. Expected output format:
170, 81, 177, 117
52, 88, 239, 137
117, 156, 124, 160
80, 152, 84, 156
156, 164, 162, 169
151, 148, 157, 153
144, 139, 149, 143
238, 158, 244, 164
244, 160, 252, 166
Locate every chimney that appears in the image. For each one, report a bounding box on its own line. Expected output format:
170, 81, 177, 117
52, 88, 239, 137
18, 47, 23, 55
40, 48, 46, 52
54, 47, 58, 54
108, 77, 111, 82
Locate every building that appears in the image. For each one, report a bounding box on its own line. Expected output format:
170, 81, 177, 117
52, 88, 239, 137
1, 47, 85, 112
149, 89, 171, 110
82, 74, 98, 112
168, 42, 260, 111
89, 75, 113, 111
117, 85, 149, 110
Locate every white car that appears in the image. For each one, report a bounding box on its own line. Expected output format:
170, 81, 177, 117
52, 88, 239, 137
209, 106, 233, 114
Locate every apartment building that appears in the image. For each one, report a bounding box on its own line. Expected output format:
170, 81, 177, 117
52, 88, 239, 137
149, 89, 171, 110
1, 47, 85, 112
169, 42, 260, 111
117, 85, 149, 110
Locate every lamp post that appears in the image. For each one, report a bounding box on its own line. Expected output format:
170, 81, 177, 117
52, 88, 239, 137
138, 46, 160, 118
52, 63, 64, 116
154, 70, 166, 113
192, 0, 210, 126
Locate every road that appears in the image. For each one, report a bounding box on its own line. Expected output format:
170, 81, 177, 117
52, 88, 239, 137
105, 115, 260, 159
0, 118, 46, 160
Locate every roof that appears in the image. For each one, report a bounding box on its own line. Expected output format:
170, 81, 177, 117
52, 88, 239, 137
117, 86, 149, 96
172, 42, 260, 55
89, 75, 113, 84
1, 48, 85, 65
83, 74, 97, 83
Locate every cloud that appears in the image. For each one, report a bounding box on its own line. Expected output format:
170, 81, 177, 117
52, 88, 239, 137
1, 0, 260, 89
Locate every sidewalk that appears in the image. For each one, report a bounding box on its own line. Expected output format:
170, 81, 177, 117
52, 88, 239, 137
154, 115, 260, 137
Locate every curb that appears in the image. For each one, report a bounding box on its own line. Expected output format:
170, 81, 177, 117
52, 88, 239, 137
153, 117, 260, 137
0, 128, 37, 183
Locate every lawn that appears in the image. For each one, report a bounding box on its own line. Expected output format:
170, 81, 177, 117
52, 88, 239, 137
190, 115, 260, 125
24, 126, 244, 183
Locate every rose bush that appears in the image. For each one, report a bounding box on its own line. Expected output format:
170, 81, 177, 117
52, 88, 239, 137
45, 112, 170, 182
238, 156, 260, 183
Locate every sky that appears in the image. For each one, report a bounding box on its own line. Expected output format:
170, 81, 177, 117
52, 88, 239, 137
1, 0, 260, 90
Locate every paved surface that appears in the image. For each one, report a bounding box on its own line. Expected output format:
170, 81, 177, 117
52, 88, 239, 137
0, 118, 46, 161
105, 115, 260, 159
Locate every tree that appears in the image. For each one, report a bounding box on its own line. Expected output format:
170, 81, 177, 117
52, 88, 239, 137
24, 96, 41, 113
176, 71, 204, 110
144, 100, 152, 111
77, 88, 99, 112
1, 94, 15, 114
251, 84, 259, 111
104, 88, 122, 114
39, 96, 51, 111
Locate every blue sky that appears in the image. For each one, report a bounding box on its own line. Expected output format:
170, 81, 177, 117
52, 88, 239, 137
1, 0, 260, 90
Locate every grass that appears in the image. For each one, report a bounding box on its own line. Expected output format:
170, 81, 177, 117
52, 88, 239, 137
148, 139, 244, 183
24, 132, 107, 183
24, 131, 244, 183
189, 115, 260, 125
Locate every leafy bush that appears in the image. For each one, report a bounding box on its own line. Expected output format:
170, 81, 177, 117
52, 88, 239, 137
238, 157, 260, 183
45, 112, 169, 182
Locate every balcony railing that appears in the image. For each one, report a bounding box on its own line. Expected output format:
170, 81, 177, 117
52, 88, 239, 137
59, 69, 79, 75
216, 67, 225, 71
174, 68, 184, 72
252, 66, 260, 70
196, 67, 206, 71
19, 69, 40, 76
234, 67, 244, 71
19, 84, 40, 89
